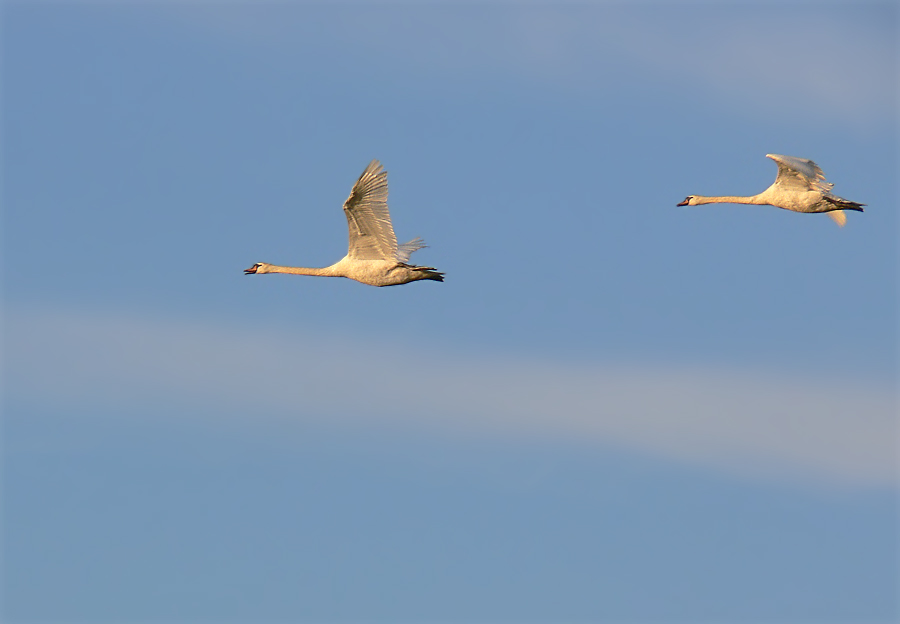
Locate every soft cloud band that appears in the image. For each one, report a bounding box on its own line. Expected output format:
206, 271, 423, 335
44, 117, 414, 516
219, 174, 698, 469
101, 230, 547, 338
4, 306, 896, 487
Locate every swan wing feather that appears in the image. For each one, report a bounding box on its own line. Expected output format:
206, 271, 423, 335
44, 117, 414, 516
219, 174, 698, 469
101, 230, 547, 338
766, 153, 834, 193
827, 210, 847, 227
342, 160, 399, 261
396, 237, 427, 263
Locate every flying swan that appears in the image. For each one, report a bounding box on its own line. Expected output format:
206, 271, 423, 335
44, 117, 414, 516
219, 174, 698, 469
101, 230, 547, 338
677, 154, 864, 227
245, 160, 443, 286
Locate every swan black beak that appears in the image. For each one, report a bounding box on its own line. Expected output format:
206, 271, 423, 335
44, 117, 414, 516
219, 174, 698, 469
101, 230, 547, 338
244, 264, 258, 274
676, 199, 690, 207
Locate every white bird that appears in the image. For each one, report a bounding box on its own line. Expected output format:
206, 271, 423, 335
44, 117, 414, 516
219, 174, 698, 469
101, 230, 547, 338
245, 160, 443, 286
677, 154, 864, 227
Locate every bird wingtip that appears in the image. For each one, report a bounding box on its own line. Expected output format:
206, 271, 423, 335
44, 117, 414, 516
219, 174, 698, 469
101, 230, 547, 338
827, 211, 847, 227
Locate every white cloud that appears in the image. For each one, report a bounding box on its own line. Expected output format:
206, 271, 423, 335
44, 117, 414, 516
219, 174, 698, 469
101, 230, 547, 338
4, 305, 896, 488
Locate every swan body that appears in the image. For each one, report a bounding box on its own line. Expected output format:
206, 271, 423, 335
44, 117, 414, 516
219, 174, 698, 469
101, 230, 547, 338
677, 154, 864, 227
245, 160, 443, 286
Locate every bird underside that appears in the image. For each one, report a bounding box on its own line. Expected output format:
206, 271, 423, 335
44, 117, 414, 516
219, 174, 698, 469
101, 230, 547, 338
342, 258, 444, 287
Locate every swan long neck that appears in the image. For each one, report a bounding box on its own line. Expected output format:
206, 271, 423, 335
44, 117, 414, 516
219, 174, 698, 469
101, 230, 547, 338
266, 264, 341, 277
692, 194, 767, 206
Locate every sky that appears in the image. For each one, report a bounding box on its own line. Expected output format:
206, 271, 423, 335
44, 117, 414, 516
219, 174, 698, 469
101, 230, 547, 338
1, 1, 898, 622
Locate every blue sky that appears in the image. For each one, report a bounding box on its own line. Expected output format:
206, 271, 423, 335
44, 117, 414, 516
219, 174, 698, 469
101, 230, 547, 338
2, 2, 897, 621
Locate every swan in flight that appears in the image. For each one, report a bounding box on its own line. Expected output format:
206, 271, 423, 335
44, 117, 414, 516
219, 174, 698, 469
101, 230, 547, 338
245, 160, 443, 286
677, 154, 864, 227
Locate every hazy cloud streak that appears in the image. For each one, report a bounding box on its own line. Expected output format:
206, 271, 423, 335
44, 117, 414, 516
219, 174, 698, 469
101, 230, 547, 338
164, 3, 897, 126
4, 305, 896, 487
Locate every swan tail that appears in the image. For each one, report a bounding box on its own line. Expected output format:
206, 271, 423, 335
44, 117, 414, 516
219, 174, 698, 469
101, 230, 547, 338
827, 196, 865, 212
823, 196, 864, 226
408, 264, 444, 282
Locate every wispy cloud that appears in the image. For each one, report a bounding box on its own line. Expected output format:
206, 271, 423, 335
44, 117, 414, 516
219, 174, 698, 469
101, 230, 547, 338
4, 305, 896, 487
162, 3, 896, 126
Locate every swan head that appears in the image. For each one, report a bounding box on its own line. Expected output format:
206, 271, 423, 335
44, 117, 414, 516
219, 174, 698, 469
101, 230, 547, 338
244, 262, 269, 274
677, 196, 699, 206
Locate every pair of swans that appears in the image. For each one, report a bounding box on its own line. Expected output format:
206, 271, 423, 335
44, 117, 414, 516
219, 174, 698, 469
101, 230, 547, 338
246, 154, 863, 287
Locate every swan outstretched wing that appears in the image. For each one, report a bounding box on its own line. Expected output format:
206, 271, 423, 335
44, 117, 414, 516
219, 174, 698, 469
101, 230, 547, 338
767, 154, 834, 194
342, 160, 399, 261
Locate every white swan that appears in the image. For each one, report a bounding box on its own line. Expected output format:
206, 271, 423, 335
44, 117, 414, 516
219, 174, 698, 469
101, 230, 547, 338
677, 154, 864, 227
245, 160, 443, 286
